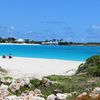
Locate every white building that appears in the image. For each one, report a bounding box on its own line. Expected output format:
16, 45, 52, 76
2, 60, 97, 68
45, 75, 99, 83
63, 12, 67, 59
42, 41, 58, 45
16, 38, 25, 43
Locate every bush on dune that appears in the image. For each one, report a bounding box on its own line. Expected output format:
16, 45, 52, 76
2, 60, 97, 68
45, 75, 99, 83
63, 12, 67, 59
76, 55, 100, 77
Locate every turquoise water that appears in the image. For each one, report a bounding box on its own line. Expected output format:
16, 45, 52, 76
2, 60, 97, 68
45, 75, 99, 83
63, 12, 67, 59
0, 45, 100, 61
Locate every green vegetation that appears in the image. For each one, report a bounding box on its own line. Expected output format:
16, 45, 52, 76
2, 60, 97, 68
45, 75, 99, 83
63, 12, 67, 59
0, 37, 16, 43
76, 55, 100, 76
42, 75, 100, 95
30, 78, 42, 88
15, 85, 31, 96
42, 76, 100, 100
4, 76, 13, 80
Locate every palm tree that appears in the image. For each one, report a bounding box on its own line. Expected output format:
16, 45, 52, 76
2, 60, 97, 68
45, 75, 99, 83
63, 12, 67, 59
0, 37, 3, 43
7, 37, 16, 43
24, 39, 30, 43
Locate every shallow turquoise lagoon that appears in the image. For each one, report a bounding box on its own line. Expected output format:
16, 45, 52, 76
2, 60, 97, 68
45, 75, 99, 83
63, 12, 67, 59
0, 45, 100, 61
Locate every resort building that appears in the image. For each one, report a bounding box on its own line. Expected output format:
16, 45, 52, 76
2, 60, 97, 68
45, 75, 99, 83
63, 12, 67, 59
42, 41, 58, 45
16, 38, 25, 43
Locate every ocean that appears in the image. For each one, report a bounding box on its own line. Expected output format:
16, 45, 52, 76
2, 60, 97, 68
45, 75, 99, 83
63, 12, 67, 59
0, 44, 100, 61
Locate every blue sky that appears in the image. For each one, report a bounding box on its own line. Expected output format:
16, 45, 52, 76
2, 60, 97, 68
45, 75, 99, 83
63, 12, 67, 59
0, 0, 100, 42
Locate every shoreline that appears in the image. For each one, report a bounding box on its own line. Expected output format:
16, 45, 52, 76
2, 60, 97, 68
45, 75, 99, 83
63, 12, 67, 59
0, 43, 100, 46
0, 57, 83, 79
0, 43, 41, 45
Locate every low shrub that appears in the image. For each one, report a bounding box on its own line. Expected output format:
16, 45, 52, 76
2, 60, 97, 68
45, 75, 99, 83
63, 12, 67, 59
76, 55, 100, 77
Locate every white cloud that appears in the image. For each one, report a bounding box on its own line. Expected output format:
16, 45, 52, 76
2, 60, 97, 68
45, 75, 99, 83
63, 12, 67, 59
10, 26, 15, 30
7, 26, 15, 33
92, 25, 100, 29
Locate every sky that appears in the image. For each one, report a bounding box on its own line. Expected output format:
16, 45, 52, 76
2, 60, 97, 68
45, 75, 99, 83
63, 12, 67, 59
0, 0, 100, 42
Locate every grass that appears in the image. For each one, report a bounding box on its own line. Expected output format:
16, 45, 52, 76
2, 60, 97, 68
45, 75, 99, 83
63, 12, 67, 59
4, 76, 13, 80
39, 75, 100, 97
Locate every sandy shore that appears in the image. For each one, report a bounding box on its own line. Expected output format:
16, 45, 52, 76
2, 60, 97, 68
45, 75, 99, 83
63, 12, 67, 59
0, 57, 83, 79
0, 43, 40, 45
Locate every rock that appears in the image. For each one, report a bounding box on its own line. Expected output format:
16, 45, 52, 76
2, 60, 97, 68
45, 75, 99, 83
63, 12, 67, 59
64, 93, 72, 97
47, 93, 67, 100
56, 93, 67, 100
47, 94, 56, 100
29, 91, 35, 96
78, 92, 87, 97
19, 96, 26, 100
34, 89, 42, 96
42, 78, 52, 87
90, 93, 99, 99
9, 77, 30, 93
71, 91, 77, 95
0, 84, 9, 98
21, 92, 27, 96
20, 92, 44, 100
32, 96, 45, 100
53, 90, 62, 94
0, 97, 3, 100
9, 82, 20, 92
92, 87, 100, 94
28, 83, 32, 88
23, 77, 30, 85
0, 84, 8, 90
5, 95, 17, 100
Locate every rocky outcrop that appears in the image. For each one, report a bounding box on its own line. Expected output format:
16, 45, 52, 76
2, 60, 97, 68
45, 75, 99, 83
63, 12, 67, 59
9, 77, 30, 92
77, 87, 100, 99
0, 75, 100, 100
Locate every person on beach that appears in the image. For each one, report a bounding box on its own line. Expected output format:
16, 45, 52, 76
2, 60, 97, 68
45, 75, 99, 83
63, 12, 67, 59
9, 54, 12, 59
2, 55, 6, 58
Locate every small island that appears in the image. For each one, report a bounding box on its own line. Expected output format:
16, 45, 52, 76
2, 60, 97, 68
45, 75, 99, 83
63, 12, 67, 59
0, 37, 100, 46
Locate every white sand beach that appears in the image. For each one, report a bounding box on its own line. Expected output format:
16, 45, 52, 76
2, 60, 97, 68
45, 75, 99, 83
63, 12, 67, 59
0, 57, 83, 79
0, 43, 41, 45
